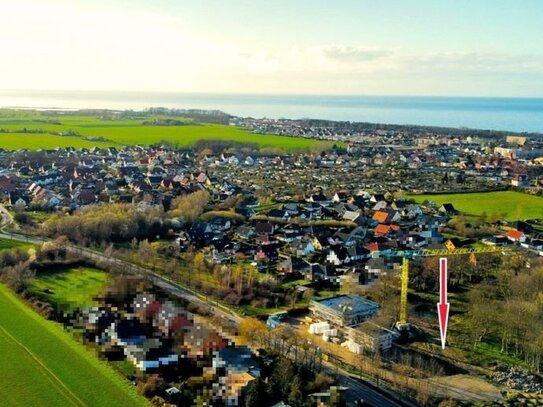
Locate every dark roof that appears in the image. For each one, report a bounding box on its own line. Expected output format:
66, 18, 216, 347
255, 222, 274, 234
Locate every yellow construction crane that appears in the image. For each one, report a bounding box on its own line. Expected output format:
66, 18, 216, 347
395, 246, 512, 329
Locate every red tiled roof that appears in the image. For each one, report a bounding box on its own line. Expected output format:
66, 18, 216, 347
372, 211, 388, 223
374, 224, 390, 236
507, 229, 524, 240
365, 242, 380, 252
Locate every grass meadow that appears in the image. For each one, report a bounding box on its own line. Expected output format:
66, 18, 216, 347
0, 109, 328, 151
29, 266, 108, 312
0, 238, 35, 250
409, 191, 543, 220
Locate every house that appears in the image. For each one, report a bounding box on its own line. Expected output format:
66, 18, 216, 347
75, 189, 97, 205
507, 229, 526, 243
212, 346, 260, 377
528, 239, 543, 251
370, 193, 387, 203
402, 204, 423, 219
290, 239, 315, 257
510, 221, 533, 235
332, 227, 367, 247
333, 191, 348, 203
374, 224, 400, 237
184, 325, 227, 358
255, 222, 274, 235
109, 318, 148, 347
439, 203, 457, 215
418, 229, 444, 245
444, 238, 465, 250
511, 174, 529, 187
326, 247, 349, 265
404, 233, 427, 249
364, 258, 401, 283
307, 193, 332, 206
209, 217, 232, 232
276, 256, 309, 275
220, 372, 256, 407
347, 245, 370, 261
309, 294, 379, 327
236, 225, 256, 240
9, 191, 30, 208
372, 210, 400, 224
124, 338, 179, 371
0, 176, 16, 198
305, 263, 340, 283
342, 210, 360, 222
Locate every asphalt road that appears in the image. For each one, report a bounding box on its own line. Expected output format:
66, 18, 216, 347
0, 204, 412, 407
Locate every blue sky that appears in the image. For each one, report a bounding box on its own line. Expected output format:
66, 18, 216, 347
2, 0, 542, 96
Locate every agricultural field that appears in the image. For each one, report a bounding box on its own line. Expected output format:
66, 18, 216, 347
0, 284, 149, 407
29, 266, 108, 312
0, 109, 327, 151
408, 191, 543, 221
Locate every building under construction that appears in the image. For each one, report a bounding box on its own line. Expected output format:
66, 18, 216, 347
309, 294, 379, 327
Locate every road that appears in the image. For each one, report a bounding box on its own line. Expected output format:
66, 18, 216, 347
0, 204, 411, 407
0, 204, 13, 230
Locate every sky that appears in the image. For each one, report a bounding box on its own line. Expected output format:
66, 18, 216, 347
1, 0, 543, 96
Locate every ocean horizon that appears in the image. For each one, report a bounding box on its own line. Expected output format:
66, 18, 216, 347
1, 90, 542, 133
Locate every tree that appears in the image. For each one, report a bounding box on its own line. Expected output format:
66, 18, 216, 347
193, 252, 206, 274
137, 239, 155, 268
288, 376, 303, 407
244, 377, 267, 407
2, 261, 34, 292
269, 358, 294, 399
164, 258, 179, 275
171, 190, 210, 222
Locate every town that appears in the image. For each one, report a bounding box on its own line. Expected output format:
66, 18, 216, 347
1, 110, 543, 407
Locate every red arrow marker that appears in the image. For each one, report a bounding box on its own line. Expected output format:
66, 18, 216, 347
437, 257, 450, 349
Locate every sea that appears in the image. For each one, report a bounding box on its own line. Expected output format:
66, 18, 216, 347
1, 90, 542, 133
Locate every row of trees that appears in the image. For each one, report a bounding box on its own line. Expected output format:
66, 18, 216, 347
42, 203, 166, 245
180, 251, 291, 308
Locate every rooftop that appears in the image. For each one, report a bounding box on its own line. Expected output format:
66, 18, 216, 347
313, 294, 378, 316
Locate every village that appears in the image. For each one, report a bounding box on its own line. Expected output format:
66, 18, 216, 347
1, 122, 543, 406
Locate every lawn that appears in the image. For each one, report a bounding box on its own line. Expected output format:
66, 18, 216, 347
29, 267, 108, 312
0, 284, 149, 407
408, 191, 543, 220
0, 238, 34, 250
0, 110, 329, 151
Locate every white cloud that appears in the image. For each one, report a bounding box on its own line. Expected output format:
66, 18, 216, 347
320, 45, 393, 63
0, 0, 542, 95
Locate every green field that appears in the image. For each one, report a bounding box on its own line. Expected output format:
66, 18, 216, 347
0, 284, 149, 407
409, 191, 543, 220
29, 267, 108, 312
0, 109, 327, 151
0, 238, 35, 250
